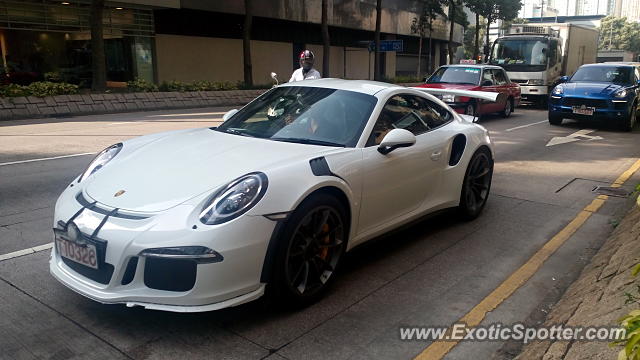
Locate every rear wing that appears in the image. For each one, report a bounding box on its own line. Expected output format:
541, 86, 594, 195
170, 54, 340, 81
409, 87, 505, 103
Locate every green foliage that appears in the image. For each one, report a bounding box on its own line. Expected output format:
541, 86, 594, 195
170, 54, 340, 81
463, 22, 486, 58
612, 265, 640, 359
44, 72, 64, 83
126, 78, 158, 92
411, 0, 447, 37
158, 80, 238, 92
0, 82, 79, 97
599, 16, 640, 52
384, 75, 423, 84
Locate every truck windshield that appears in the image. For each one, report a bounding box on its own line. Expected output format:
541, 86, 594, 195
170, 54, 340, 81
570, 66, 633, 84
427, 67, 480, 85
490, 38, 548, 72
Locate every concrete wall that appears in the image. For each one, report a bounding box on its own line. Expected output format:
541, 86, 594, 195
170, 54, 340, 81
157, 35, 379, 82
0, 90, 266, 121
156, 35, 243, 83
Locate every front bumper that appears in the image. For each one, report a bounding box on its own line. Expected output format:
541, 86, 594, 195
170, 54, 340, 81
520, 85, 548, 100
548, 96, 632, 121
50, 188, 278, 312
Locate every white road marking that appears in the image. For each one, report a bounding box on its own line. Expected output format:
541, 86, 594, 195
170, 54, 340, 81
0, 243, 53, 262
0, 152, 94, 167
505, 120, 548, 132
546, 129, 603, 147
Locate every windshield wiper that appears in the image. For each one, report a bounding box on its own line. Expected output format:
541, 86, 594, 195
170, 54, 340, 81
270, 137, 346, 147
221, 128, 257, 137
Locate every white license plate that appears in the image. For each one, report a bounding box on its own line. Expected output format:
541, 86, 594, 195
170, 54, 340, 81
572, 106, 595, 116
56, 237, 98, 269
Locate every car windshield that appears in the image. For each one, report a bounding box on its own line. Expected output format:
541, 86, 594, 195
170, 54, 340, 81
215, 86, 377, 147
570, 66, 633, 84
490, 38, 548, 66
427, 67, 480, 85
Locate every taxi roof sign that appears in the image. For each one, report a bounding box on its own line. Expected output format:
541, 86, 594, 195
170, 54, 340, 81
460, 59, 477, 64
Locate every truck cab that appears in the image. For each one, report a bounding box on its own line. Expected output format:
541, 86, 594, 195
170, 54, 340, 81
489, 24, 598, 105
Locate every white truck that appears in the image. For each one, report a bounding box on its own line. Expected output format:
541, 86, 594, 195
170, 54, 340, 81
488, 24, 599, 104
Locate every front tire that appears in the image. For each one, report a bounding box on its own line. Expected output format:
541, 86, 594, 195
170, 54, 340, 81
458, 148, 493, 220
619, 103, 637, 132
549, 112, 563, 125
270, 193, 347, 307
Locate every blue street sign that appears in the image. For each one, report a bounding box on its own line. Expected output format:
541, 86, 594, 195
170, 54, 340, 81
368, 40, 403, 52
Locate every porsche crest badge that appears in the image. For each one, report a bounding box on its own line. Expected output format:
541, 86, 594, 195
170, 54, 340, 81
114, 190, 126, 197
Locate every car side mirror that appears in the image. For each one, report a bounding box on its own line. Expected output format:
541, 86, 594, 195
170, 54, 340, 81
482, 80, 493, 86
560, 76, 569, 83
222, 109, 238, 122
377, 129, 416, 155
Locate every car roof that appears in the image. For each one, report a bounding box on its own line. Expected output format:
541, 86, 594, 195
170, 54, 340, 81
438, 64, 504, 70
603, 62, 640, 66
279, 78, 401, 96
580, 63, 637, 68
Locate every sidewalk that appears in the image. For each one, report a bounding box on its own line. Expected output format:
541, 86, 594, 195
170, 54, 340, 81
515, 198, 640, 359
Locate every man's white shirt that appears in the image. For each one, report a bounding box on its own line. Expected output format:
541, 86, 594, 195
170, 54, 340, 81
289, 68, 321, 82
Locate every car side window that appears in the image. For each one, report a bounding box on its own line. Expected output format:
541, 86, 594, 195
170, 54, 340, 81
482, 70, 495, 86
366, 94, 452, 146
492, 69, 508, 85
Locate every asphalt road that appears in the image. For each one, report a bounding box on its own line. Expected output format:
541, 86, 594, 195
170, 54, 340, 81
1, 105, 639, 360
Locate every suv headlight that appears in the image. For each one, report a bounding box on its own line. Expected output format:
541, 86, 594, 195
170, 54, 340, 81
614, 89, 628, 98
529, 79, 545, 85
552, 85, 564, 96
199, 172, 268, 225
78, 143, 122, 183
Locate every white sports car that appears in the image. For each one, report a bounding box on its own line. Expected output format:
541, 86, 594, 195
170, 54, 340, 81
50, 79, 496, 312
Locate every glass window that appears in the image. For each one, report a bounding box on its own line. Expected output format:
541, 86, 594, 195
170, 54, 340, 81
216, 86, 377, 147
548, 39, 558, 66
570, 66, 634, 84
492, 69, 508, 85
490, 39, 549, 66
482, 69, 495, 85
427, 66, 481, 85
367, 95, 452, 146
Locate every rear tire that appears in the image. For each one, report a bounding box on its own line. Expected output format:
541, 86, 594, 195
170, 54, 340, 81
458, 148, 493, 220
501, 98, 513, 118
269, 193, 347, 308
549, 112, 563, 125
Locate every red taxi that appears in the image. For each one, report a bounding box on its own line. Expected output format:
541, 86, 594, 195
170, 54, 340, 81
417, 64, 521, 118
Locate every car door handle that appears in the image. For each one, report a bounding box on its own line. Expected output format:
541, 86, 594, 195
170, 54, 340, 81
430, 150, 442, 161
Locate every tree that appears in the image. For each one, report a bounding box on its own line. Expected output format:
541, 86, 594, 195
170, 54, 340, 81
447, 0, 468, 64
598, 16, 640, 53
321, 0, 330, 77
463, 23, 486, 59
243, 0, 253, 86
90, 0, 106, 91
374, 0, 382, 80
411, 0, 447, 78
470, 0, 522, 58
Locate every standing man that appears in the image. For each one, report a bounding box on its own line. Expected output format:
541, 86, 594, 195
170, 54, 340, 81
289, 50, 321, 82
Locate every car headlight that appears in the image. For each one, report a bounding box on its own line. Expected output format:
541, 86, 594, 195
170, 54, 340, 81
614, 89, 628, 98
78, 143, 122, 183
442, 94, 456, 103
199, 172, 268, 225
529, 79, 544, 85
552, 85, 564, 96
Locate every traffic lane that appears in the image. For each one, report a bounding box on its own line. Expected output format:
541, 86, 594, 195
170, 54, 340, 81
482, 110, 640, 210
0, 108, 229, 254
0, 107, 229, 163
0, 156, 90, 254
0, 181, 622, 359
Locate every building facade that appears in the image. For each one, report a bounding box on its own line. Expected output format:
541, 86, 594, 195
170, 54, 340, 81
0, 0, 464, 87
